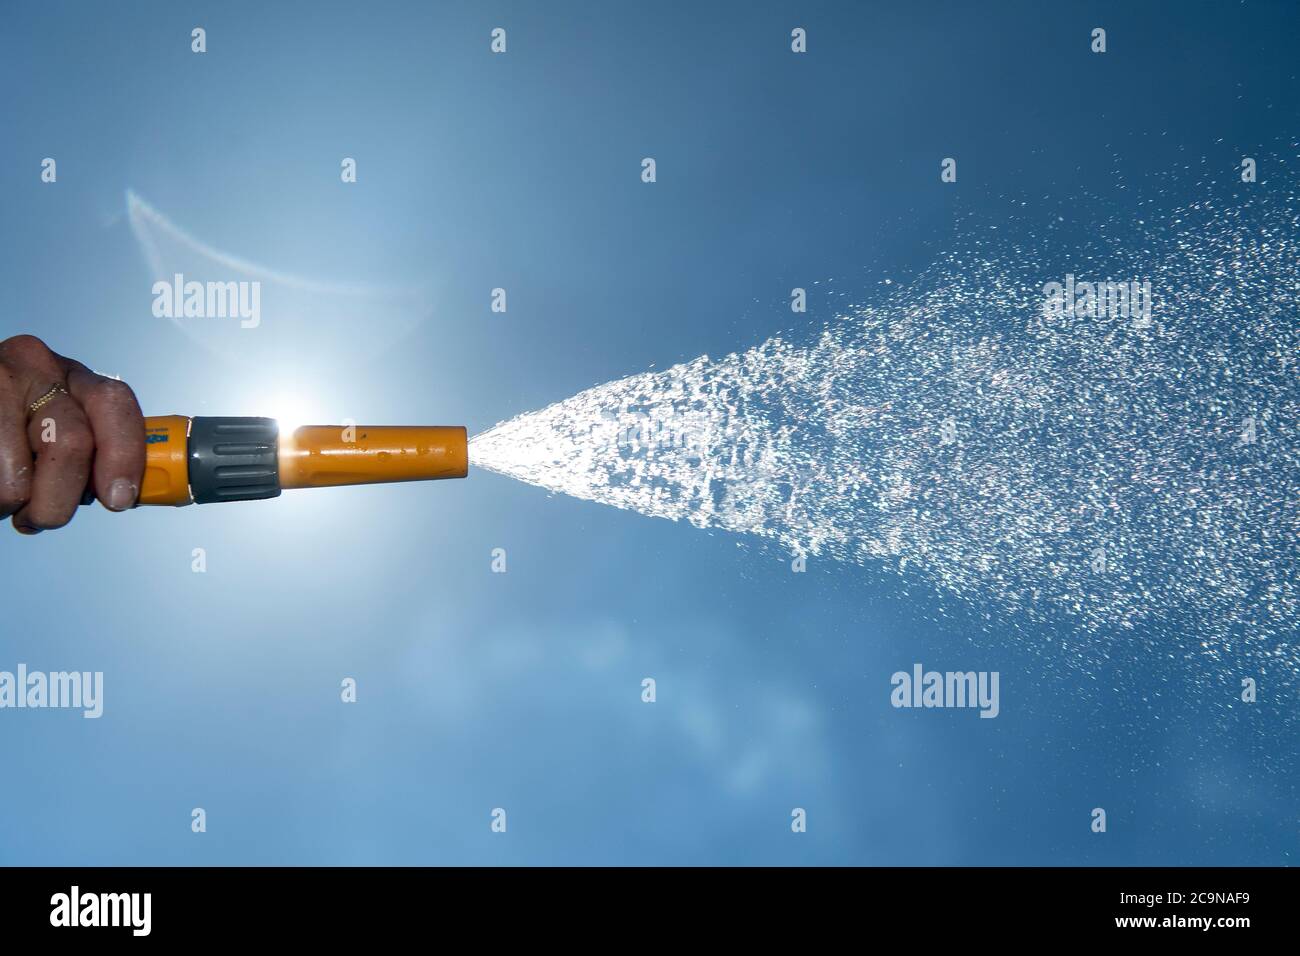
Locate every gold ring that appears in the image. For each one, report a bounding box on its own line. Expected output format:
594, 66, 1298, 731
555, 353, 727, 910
27, 383, 69, 416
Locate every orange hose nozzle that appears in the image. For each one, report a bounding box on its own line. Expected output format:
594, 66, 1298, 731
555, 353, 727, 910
277, 424, 468, 490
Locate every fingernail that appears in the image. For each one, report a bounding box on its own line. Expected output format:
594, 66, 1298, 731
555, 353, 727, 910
14, 524, 40, 536
106, 479, 138, 511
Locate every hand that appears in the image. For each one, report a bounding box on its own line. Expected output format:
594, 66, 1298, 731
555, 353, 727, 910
0, 335, 145, 534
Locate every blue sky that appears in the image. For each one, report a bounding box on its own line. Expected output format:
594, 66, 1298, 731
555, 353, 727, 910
0, 1, 1296, 865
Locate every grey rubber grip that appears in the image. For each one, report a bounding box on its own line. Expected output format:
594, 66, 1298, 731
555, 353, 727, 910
187, 417, 281, 504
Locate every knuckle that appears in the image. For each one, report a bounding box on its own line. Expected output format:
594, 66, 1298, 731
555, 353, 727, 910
0, 484, 29, 517
56, 424, 96, 460
28, 503, 76, 531
0, 334, 53, 364
88, 377, 141, 414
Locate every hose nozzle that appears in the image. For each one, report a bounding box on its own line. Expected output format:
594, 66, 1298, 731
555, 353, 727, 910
139, 416, 468, 506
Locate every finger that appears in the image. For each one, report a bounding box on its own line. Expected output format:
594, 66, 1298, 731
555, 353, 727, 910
0, 336, 72, 533
62, 360, 144, 512
0, 374, 32, 520
14, 392, 95, 533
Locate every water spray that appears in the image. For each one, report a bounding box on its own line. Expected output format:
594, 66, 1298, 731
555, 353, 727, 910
138, 416, 467, 505
121, 176, 1300, 702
